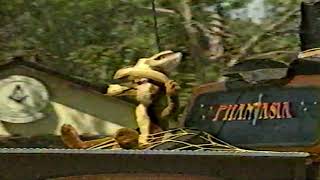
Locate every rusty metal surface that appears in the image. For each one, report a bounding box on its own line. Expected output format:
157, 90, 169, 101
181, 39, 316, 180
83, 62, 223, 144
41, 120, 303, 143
0, 148, 307, 180
184, 74, 320, 151
287, 74, 320, 87
223, 59, 289, 83
0, 148, 309, 157
50, 173, 221, 180
190, 75, 320, 105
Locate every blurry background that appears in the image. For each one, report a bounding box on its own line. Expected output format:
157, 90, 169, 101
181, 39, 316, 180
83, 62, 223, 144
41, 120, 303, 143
0, 0, 301, 113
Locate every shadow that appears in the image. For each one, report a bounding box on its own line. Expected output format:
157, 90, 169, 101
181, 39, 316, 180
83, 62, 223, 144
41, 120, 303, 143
2, 103, 59, 136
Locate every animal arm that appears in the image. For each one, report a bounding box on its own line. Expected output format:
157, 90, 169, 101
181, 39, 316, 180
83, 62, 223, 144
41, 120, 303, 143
114, 67, 170, 84
161, 95, 175, 118
106, 84, 137, 96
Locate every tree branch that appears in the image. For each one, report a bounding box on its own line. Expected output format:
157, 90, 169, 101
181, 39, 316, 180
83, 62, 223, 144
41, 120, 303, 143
245, 50, 298, 59
177, 0, 208, 82
227, 7, 299, 67
119, 0, 177, 16
192, 20, 232, 37
178, 0, 201, 60
139, 7, 177, 15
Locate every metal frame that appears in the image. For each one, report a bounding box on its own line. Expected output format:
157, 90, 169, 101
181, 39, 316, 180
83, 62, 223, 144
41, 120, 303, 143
0, 148, 308, 180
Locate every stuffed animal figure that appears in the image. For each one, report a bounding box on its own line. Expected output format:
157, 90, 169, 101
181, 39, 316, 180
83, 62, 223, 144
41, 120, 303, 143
61, 50, 182, 148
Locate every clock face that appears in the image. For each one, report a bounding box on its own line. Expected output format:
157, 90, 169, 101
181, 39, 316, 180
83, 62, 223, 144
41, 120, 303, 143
0, 75, 49, 123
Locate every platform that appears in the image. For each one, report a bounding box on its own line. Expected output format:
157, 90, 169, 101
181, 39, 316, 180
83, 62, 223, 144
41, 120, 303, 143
0, 148, 309, 180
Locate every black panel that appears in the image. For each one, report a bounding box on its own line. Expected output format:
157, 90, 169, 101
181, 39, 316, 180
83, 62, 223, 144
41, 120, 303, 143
300, 2, 320, 51
0, 149, 306, 180
185, 87, 320, 148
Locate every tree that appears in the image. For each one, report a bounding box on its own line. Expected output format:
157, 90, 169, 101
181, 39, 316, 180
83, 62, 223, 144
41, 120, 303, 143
0, 0, 302, 113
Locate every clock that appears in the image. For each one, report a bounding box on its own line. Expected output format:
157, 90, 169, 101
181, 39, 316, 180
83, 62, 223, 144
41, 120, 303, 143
0, 75, 50, 123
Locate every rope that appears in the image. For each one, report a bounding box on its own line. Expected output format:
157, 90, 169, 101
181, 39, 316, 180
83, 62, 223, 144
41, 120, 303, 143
152, 0, 161, 52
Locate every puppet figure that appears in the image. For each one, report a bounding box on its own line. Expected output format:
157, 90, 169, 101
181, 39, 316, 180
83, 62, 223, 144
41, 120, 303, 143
61, 50, 182, 148
107, 50, 181, 144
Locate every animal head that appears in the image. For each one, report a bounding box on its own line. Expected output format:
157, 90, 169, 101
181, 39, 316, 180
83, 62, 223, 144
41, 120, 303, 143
113, 50, 182, 81
147, 50, 182, 74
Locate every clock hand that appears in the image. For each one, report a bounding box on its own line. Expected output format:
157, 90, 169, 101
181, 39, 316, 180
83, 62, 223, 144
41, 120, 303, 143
8, 85, 29, 103
9, 95, 28, 103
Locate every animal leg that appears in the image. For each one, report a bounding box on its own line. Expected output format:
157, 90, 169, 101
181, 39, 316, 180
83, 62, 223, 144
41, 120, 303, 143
60, 124, 114, 149
135, 104, 151, 145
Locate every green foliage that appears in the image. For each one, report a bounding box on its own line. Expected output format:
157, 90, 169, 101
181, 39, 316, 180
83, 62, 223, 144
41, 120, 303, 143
0, 0, 302, 113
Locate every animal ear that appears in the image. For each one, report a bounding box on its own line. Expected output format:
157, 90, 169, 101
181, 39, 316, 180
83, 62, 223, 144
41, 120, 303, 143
150, 50, 173, 60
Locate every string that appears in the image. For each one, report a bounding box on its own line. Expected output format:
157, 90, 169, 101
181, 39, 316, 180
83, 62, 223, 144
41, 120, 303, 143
152, 0, 161, 52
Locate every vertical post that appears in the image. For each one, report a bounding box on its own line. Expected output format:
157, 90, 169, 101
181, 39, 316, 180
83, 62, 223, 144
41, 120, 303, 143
152, 0, 161, 52
300, 1, 320, 50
